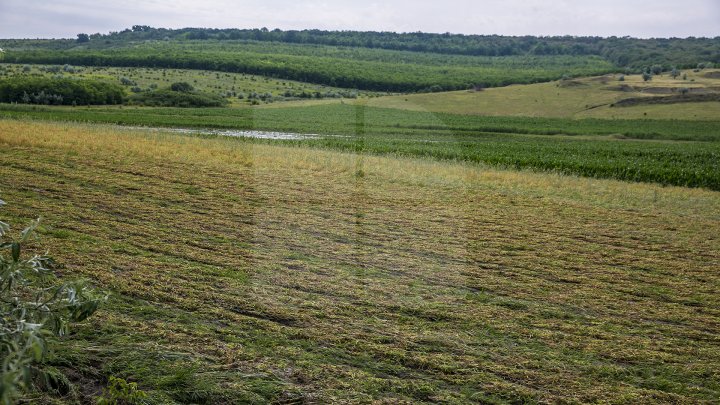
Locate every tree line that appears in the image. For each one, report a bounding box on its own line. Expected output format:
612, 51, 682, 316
78, 26, 720, 69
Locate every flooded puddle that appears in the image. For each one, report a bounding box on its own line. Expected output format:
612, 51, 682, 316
115, 125, 325, 140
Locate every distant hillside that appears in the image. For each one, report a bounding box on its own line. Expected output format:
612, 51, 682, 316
1, 26, 718, 92
19, 26, 720, 68
368, 68, 720, 120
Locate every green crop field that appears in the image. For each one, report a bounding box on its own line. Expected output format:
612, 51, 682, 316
1, 102, 719, 190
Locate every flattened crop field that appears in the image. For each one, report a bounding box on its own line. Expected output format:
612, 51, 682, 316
1, 120, 719, 403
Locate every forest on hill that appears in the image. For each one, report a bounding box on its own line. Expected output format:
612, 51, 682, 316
11, 26, 720, 68
1, 27, 717, 92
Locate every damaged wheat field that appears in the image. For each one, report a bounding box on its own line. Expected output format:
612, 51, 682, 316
1, 120, 718, 403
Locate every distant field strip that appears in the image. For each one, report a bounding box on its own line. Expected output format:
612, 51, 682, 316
2, 105, 719, 190
3, 103, 719, 140
1, 120, 718, 403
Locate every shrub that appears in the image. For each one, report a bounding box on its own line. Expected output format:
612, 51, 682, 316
0, 198, 104, 403
0, 77, 124, 105
170, 82, 194, 92
96, 376, 148, 405
129, 88, 229, 107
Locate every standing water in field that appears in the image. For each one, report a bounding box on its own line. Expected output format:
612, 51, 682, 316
115, 125, 325, 140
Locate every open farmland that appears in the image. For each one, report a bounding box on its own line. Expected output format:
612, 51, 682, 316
1, 120, 718, 403
1, 103, 719, 190
2, 20, 720, 404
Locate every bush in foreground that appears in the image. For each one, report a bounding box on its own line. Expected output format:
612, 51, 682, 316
0, 198, 104, 403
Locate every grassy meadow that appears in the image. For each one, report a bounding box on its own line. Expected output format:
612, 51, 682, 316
1, 120, 719, 403
369, 69, 720, 119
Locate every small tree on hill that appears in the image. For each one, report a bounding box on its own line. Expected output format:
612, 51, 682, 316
76, 33, 90, 43
670, 68, 680, 79
642, 72, 652, 82
651, 65, 663, 75
170, 82, 194, 92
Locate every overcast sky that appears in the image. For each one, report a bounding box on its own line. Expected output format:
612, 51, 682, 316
1, 0, 718, 39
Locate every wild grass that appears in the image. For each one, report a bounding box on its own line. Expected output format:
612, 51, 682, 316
1, 120, 719, 403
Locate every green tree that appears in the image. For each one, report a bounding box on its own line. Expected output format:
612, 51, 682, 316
642, 72, 652, 82
670, 68, 680, 79
76, 33, 90, 43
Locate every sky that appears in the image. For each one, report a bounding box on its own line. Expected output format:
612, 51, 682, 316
1, 0, 718, 39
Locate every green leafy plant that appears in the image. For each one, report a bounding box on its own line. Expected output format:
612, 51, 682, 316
0, 198, 104, 404
96, 376, 148, 405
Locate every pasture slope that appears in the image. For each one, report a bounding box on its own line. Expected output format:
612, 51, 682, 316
1, 120, 719, 403
369, 69, 720, 120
